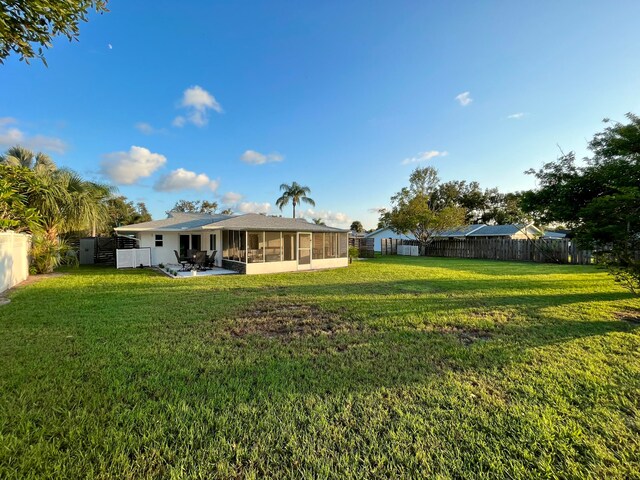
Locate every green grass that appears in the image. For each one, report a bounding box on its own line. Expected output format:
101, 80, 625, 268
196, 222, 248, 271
1, 256, 639, 479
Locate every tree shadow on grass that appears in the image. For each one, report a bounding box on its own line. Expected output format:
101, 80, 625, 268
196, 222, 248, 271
141, 315, 638, 405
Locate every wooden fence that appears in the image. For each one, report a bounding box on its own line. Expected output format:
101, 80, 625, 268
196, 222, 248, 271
349, 236, 375, 258
381, 237, 595, 265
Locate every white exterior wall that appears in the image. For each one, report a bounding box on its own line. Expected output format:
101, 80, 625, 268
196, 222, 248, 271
245, 260, 298, 274
311, 257, 349, 270
136, 231, 222, 266
244, 257, 348, 275
0, 231, 31, 293
366, 228, 415, 252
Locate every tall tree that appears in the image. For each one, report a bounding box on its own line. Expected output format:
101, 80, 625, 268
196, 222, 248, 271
0, 145, 56, 172
275, 182, 315, 218
1, 147, 115, 271
350, 220, 364, 233
170, 199, 218, 214
0, 0, 108, 65
102, 195, 152, 233
383, 167, 466, 246
521, 113, 640, 294
312, 218, 325, 225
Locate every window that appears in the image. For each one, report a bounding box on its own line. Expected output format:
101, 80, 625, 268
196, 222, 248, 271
210, 234, 217, 251
179, 235, 189, 257
191, 235, 201, 251
247, 231, 264, 263
155, 234, 163, 247
313, 233, 324, 259
283, 233, 296, 261
265, 232, 281, 262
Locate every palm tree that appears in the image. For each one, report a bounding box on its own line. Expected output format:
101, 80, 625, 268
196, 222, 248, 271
312, 218, 325, 225
275, 182, 315, 218
2, 146, 115, 271
0, 145, 56, 173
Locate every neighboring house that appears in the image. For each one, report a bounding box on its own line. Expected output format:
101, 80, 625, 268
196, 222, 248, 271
115, 211, 349, 274
365, 226, 416, 252
366, 224, 545, 251
541, 230, 567, 240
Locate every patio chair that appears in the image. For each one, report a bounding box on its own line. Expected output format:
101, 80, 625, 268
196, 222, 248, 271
194, 251, 208, 271
174, 250, 189, 271
207, 250, 217, 268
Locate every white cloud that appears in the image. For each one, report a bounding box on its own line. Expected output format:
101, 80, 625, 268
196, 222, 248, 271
24, 135, 67, 154
172, 116, 186, 127
154, 168, 219, 192
135, 122, 166, 135
135, 122, 154, 134
401, 150, 448, 165
173, 85, 223, 128
299, 209, 351, 227
221, 191, 243, 204
100, 146, 167, 184
0, 117, 17, 127
455, 91, 473, 106
239, 150, 284, 165
108, 43, 113, 50
237, 202, 271, 214
0, 127, 24, 145
0, 120, 67, 154
507, 112, 526, 119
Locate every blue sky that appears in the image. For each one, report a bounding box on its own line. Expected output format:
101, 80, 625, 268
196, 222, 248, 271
2, 1, 640, 228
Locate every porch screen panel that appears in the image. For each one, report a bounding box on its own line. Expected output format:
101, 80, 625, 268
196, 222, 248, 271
265, 232, 281, 262
222, 231, 229, 259
247, 231, 264, 263
313, 233, 324, 259
324, 233, 337, 258
283, 233, 296, 261
239, 231, 247, 262
338, 233, 348, 257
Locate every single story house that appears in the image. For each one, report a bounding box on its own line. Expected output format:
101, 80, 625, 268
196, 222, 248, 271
114, 211, 349, 274
366, 223, 545, 251
364, 226, 416, 252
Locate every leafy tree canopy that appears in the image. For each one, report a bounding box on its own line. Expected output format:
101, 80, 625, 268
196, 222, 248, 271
0, 0, 108, 65
383, 167, 466, 245
521, 113, 640, 294
102, 196, 151, 233
350, 220, 364, 233
170, 199, 218, 215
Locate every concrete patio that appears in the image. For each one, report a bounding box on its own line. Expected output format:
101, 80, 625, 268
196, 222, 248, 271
160, 264, 238, 278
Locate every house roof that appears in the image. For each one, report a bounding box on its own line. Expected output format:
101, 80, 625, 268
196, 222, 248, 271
541, 230, 567, 239
114, 212, 348, 233
205, 213, 348, 232
114, 212, 232, 232
434, 224, 486, 237
366, 223, 543, 239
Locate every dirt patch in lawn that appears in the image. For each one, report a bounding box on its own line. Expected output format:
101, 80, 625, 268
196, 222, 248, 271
432, 325, 494, 346
230, 301, 359, 339
615, 308, 640, 324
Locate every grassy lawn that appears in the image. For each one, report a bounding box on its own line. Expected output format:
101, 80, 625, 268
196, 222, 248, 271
1, 257, 639, 479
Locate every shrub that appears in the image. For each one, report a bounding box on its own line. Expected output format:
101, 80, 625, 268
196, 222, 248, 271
349, 246, 360, 260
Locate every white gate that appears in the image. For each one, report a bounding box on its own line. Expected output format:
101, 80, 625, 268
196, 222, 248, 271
116, 248, 151, 269
397, 245, 419, 256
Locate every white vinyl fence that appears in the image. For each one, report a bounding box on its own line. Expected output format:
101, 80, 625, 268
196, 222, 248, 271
116, 248, 151, 269
0, 231, 31, 293
397, 244, 419, 256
